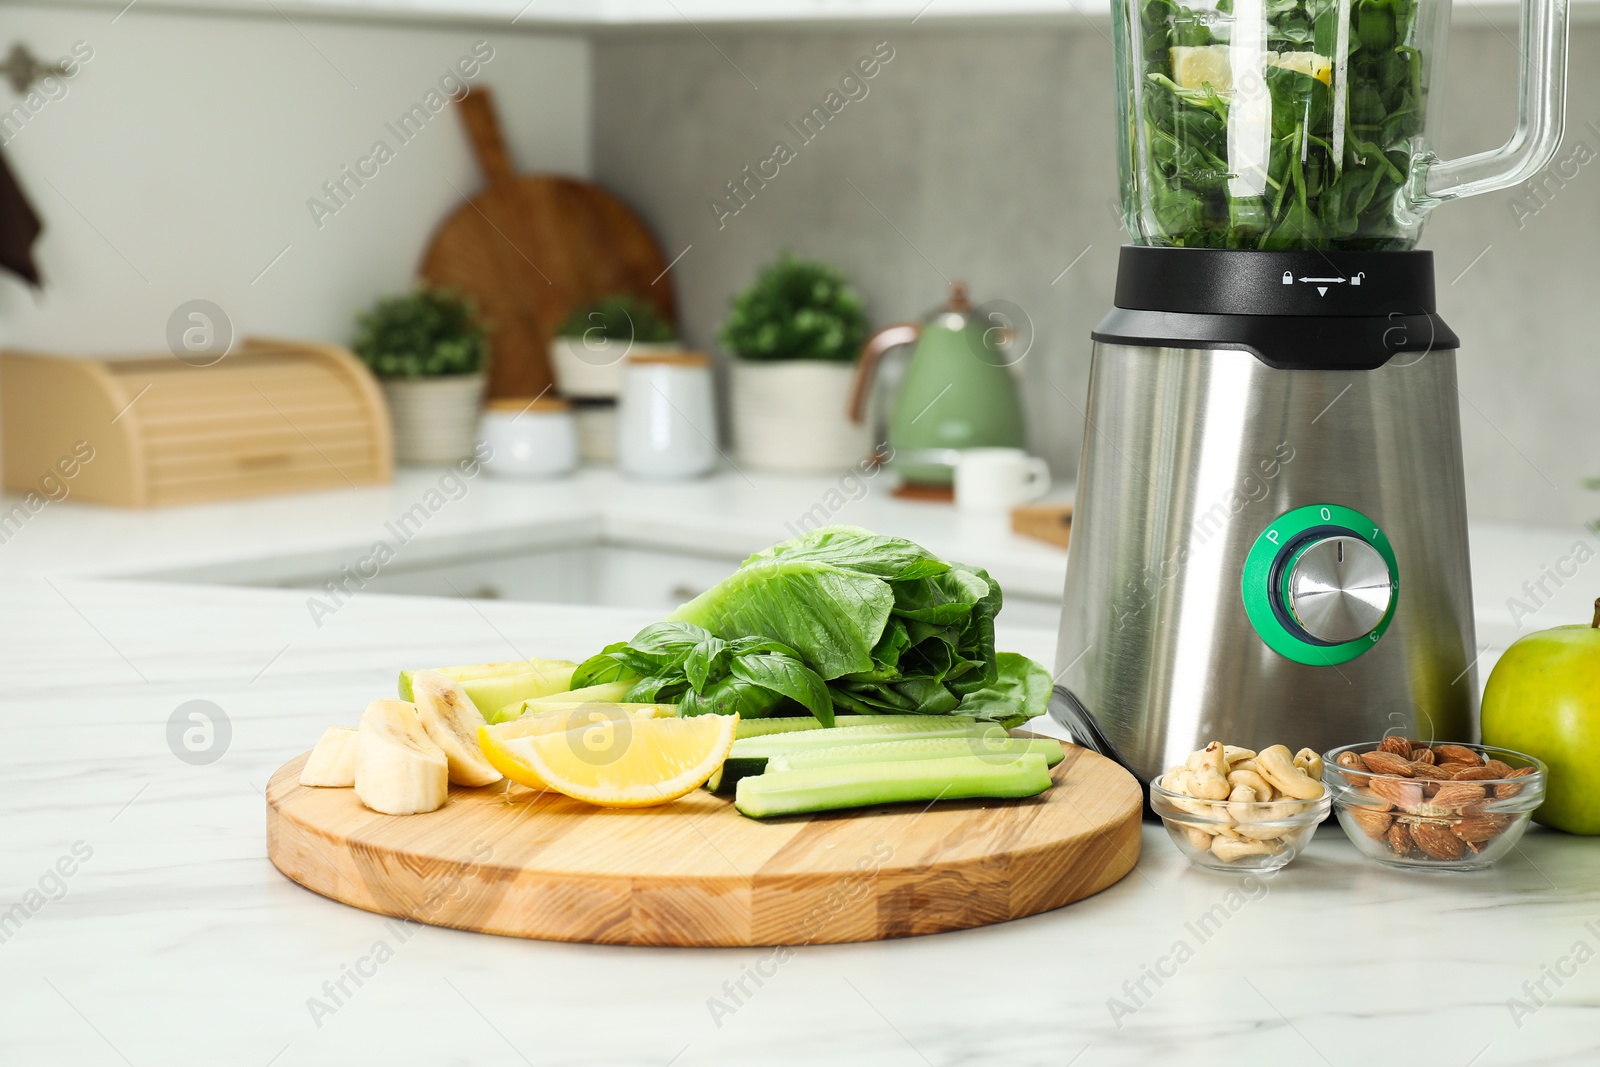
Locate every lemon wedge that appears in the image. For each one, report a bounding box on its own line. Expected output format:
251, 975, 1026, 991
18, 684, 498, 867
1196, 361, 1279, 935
479, 707, 729, 805
1171, 44, 1233, 93
476, 700, 723, 799
1268, 50, 1333, 86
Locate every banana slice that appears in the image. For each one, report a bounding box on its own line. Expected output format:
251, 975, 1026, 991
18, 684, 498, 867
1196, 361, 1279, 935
355, 700, 449, 815
411, 669, 503, 787
300, 726, 359, 787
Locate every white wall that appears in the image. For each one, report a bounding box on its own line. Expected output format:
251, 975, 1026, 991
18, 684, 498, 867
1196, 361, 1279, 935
0, 5, 590, 353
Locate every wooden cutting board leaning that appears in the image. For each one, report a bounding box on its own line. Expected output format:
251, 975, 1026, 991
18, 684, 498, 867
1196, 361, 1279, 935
266, 741, 1141, 946
419, 87, 677, 400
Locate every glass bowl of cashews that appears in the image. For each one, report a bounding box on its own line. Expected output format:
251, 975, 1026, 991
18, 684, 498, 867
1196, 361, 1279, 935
1149, 742, 1331, 872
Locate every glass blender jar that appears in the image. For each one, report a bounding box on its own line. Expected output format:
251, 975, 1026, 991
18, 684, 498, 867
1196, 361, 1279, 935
1053, 0, 1570, 787
1114, 0, 1570, 248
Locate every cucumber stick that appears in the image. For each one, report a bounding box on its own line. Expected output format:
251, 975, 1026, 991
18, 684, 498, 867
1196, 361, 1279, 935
728, 718, 981, 760
767, 736, 1063, 773
735, 754, 1054, 819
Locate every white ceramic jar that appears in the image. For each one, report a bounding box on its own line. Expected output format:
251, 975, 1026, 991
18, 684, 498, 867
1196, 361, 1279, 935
616, 352, 718, 480
478, 397, 578, 478
550, 337, 681, 400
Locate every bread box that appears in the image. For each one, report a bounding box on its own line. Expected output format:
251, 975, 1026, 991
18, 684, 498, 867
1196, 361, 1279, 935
1, 339, 393, 506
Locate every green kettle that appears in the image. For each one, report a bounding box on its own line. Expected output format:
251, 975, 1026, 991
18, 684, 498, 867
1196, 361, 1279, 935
847, 282, 1026, 487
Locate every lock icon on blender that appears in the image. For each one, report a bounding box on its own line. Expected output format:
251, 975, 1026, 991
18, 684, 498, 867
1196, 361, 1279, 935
1281, 271, 1293, 284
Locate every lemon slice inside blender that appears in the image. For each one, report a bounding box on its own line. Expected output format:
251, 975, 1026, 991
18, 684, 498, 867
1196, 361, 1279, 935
1171, 45, 1234, 93
1266, 51, 1333, 85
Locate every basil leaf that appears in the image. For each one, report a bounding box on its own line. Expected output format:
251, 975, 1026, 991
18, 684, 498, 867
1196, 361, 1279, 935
730, 652, 834, 728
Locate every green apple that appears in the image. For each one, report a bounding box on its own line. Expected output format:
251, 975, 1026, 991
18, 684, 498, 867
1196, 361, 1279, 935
1481, 603, 1600, 835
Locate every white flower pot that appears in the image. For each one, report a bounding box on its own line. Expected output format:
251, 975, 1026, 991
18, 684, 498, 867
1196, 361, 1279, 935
380, 374, 485, 466
550, 338, 680, 400
730, 360, 870, 473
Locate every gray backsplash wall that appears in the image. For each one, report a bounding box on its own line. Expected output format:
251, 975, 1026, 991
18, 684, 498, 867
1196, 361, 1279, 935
594, 23, 1600, 530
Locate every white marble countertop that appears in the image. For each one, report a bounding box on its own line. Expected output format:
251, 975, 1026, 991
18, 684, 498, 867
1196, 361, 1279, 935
6, 467, 1600, 1063
5, 577, 1600, 1066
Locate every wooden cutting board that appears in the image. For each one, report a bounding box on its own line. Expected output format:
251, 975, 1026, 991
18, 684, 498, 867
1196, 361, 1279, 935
1011, 502, 1073, 550
419, 87, 677, 400
266, 742, 1141, 946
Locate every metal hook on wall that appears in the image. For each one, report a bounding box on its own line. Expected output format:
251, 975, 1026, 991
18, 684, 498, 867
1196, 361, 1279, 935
0, 44, 71, 95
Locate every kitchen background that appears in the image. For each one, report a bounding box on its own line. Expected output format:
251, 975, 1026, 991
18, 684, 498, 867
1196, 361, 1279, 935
0, 1, 1595, 524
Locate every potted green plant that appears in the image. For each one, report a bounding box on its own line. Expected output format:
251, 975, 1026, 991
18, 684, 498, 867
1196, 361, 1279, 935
353, 288, 488, 465
720, 254, 870, 473
552, 294, 677, 399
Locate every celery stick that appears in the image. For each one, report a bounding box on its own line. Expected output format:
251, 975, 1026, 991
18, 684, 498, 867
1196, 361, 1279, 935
735, 714, 932, 740
728, 719, 981, 760
767, 736, 1063, 773
734, 754, 1054, 819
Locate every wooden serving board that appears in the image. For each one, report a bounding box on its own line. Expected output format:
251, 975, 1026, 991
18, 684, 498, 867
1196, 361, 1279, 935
265, 742, 1141, 947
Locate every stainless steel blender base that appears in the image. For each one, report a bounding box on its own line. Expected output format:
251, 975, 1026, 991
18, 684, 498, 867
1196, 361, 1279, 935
1052, 342, 1478, 785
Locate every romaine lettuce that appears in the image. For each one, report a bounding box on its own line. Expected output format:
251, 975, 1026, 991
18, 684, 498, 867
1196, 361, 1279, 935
572, 526, 1049, 728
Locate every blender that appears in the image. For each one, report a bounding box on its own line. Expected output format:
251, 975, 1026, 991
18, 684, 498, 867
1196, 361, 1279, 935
1052, 0, 1569, 785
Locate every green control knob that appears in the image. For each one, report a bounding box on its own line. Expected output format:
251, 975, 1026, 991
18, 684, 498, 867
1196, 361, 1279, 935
1241, 503, 1399, 667
1282, 534, 1394, 644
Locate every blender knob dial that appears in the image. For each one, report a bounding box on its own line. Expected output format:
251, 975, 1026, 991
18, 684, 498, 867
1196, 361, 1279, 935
1284, 535, 1394, 644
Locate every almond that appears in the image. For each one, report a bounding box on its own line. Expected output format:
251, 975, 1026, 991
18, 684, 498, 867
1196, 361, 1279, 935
1378, 736, 1413, 756
1410, 762, 1452, 780
1436, 761, 1478, 777
1435, 744, 1484, 767
1349, 806, 1393, 839
1451, 813, 1512, 844
1354, 785, 1394, 812
1452, 765, 1501, 781
1432, 781, 1488, 809
1496, 766, 1536, 799
1336, 749, 1365, 785
1368, 777, 1423, 811
1484, 759, 1515, 778
1386, 821, 1414, 856
1411, 820, 1466, 861
1361, 751, 1415, 776
1411, 747, 1437, 765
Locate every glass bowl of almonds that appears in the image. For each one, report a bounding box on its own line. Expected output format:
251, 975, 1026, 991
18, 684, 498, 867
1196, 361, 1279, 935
1322, 739, 1546, 871
1150, 742, 1332, 872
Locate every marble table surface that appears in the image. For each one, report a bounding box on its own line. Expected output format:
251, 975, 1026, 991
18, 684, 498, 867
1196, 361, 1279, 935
5, 572, 1600, 1067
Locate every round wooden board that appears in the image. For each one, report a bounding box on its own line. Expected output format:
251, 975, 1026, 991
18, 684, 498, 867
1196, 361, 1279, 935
265, 742, 1141, 947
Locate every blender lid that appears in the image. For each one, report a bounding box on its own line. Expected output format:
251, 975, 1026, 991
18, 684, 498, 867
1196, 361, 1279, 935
1092, 246, 1459, 370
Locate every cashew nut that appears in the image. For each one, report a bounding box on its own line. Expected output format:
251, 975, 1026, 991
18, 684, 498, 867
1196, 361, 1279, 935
1293, 748, 1325, 782
1210, 832, 1279, 862
1224, 745, 1257, 767
1180, 824, 1214, 851
1227, 767, 1275, 798
1186, 741, 1232, 801
1256, 744, 1326, 800
1227, 782, 1261, 823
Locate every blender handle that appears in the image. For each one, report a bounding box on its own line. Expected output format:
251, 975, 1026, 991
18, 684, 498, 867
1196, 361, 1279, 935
846, 323, 920, 424
1414, 0, 1569, 205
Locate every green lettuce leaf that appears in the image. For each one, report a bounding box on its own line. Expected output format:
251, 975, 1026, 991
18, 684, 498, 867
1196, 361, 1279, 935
578, 525, 1049, 727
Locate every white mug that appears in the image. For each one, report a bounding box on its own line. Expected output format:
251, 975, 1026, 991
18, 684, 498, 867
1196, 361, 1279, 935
616, 352, 718, 480
954, 448, 1051, 512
